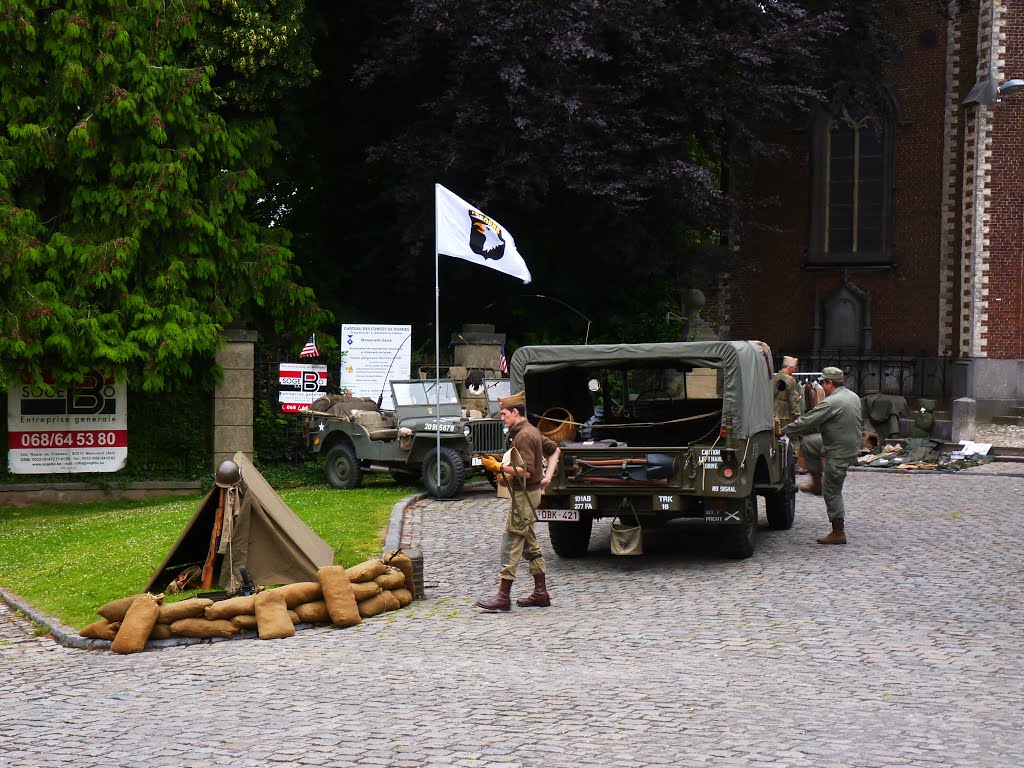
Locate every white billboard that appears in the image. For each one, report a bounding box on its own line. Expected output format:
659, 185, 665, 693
7, 371, 128, 474
339, 324, 411, 410
278, 363, 328, 413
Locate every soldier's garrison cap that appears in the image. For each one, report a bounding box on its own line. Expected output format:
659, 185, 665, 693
498, 391, 526, 411
818, 366, 845, 383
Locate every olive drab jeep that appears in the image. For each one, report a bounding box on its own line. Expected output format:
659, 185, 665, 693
303, 380, 508, 499
510, 341, 796, 559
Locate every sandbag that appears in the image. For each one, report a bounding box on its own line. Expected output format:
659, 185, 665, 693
170, 618, 240, 638
392, 588, 413, 608
380, 590, 400, 612
254, 589, 294, 640
273, 581, 323, 609
158, 597, 214, 624
383, 550, 416, 599
97, 593, 150, 623
148, 623, 174, 640
351, 581, 381, 602
345, 559, 388, 583
318, 566, 361, 628
79, 619, 119, 640
205, 595, 255, 620
234, 611, 298, 629
293, 600, 331, 624
231, 614, 258, 631
357, 593, 387, 618
110, 594, 161, 654
374, 568, 406, 590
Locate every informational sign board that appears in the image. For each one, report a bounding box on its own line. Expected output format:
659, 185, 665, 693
339, 324, 411, 410
7, 372, 128, 474
278, 363, 328, 413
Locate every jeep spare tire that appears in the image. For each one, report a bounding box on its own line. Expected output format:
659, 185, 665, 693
325, 442, 362, 490
422, 446, 465, 499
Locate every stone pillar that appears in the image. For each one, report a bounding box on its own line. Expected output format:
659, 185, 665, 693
951, 397, 976, 444
213, 328, 257, 469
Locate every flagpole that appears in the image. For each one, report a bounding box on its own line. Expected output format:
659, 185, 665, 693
434, 184, 441, 493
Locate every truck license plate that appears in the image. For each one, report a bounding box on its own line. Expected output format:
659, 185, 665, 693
471, 456, 483, 466
536, 509, 579, 522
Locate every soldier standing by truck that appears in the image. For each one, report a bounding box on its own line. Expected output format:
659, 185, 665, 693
773, 355, 804, 427
477, 395, 560, 611
782, 366, 862, 545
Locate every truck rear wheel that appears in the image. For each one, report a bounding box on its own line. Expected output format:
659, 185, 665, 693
764, 453, 796, 530
723, 495, 757, 559
422, 446, 465, 499
548, 516, 593, 558
325, 443, 362, 490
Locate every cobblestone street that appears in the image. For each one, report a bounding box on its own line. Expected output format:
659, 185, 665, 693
2, 466, 1023, 767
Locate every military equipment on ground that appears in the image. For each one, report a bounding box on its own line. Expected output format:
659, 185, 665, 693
510, 341, 796, 559
304, 379, 508, 499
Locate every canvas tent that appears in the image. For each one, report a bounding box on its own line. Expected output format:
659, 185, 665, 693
145, 452, 334, 593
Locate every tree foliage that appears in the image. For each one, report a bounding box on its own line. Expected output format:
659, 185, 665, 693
281, 0, 851, 340
194, 0, 320, 115
0, 0, 329, 392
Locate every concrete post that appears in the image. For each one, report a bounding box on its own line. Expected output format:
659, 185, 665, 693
213, 328, 257, 469
951, 397, 976, 444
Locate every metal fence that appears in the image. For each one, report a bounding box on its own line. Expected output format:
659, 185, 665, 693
782, 352, 953, 402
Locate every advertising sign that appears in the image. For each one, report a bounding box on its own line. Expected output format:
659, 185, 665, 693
278, 363, 328, 413
7, 372, 128, 474
339, 324, 412, 410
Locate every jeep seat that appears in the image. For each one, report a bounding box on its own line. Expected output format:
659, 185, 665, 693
352, 409, 399, 441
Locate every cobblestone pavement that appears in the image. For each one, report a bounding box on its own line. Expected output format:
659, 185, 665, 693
3, 467, 1024, 768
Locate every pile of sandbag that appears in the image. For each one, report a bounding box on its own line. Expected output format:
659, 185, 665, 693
80, 550, 416, 654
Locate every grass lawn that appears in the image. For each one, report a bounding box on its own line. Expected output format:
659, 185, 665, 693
0, 475, 419, 631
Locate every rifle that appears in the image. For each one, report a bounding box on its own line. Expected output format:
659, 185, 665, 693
200, 486, 226, 590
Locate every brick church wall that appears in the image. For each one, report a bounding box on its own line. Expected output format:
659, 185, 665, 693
730, 5, 957, 358
982, 2, 1024, 359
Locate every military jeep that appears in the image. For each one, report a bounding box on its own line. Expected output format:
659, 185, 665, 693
304, 379, 507, 499
510, 340, 796, 559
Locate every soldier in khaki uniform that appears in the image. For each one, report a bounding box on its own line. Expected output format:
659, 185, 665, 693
773, 355, 804, 428
477, 395, 560, 611
782, 366, 862, 545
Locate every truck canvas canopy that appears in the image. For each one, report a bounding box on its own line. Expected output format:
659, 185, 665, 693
509, 340, 776, 440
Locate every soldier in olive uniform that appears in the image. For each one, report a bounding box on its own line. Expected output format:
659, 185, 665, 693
782, 367, 862, 545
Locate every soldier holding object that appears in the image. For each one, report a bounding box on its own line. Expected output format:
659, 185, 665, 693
782, 366, 862, 545
477, 395, 560, 611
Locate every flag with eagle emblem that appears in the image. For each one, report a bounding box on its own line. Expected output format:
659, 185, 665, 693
435, 184, 531, 283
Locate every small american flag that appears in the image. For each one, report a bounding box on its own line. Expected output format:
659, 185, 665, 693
499, 344, 508, 375
299, 333, 319, 358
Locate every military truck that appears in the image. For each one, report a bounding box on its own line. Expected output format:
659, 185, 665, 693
510, 341, 796, 559
304, 379, 507, 499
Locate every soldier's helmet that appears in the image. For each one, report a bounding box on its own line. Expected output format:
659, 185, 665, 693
215, 460, 242, 488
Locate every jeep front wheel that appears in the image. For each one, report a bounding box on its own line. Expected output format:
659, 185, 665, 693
548, 516, 593, 558
325, 443, 362, 490
723, 495, 758, 559
422, 446, 465, 499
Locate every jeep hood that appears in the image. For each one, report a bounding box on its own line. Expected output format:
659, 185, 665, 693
509, 340, 776, 439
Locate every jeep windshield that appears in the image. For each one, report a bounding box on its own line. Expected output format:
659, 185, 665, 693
484, 378, 511, 415
391, 380, 460, 407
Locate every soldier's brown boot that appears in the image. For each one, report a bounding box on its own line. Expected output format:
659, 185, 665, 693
816, 518, 847, 545
800, 472, 823, 495
476, 578, 513, 611
516, 573, 551, 607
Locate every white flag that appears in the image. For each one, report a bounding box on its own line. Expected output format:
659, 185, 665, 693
435, 184, 531, 284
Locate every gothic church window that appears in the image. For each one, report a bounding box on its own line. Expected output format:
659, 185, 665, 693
808, 98, 896, 266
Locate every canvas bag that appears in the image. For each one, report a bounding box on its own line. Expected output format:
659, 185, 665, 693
610, 503, 643, 556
